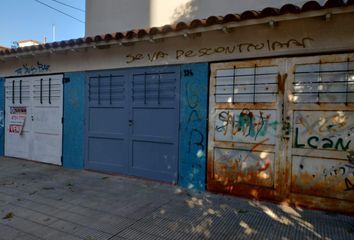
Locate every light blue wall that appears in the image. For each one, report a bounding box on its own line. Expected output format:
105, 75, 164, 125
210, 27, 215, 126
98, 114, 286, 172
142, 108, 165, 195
0, 78, 4, 156
179, 63, 209, 191
63, 72, 85, 169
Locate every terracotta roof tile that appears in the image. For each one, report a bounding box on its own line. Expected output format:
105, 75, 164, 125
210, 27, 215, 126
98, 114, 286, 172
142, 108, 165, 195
114, 32, 125, 40
324, 0, 346, 8
240, 10, 260, 20
161, 24, 174, 33
51, 42, 59, 48
85, 37, 93, 44
149, 27, 160, 36
137, 29, 148, 38
190, 19, 205, 28
1, 0, 351, 57
259, 7, 281, 17
205, 16, 224, 25
176, 21, 189, 30
222, 14, 241, 24
74, 38, 81, 44
301, 1, 322, 11
279, 4, 302, 14
68, 39, 76, 46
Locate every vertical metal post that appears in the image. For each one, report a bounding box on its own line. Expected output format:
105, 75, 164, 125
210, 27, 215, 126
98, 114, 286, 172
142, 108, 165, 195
48, 78, 51, 104
98, 75, 101, 105
144, 72, 147, 104
157, 73, 161, 104
19, 80, 22, 104
345, 58, 349, 105
232, 66, 236, 103
40, 78, 43, 104
109, 74, 112, 105
253, 65, 257, 104
12, 80, 15, 104
317, 61, 321, 104
88, 77, 91, 102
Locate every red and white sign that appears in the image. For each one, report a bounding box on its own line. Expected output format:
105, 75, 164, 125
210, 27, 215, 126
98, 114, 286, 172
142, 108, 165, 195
9, 107, 26, 135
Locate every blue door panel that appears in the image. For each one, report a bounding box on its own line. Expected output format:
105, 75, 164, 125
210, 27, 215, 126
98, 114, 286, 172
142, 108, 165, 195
132, 108, 177, 139
85, 70, 130, 173
85, 66, 180, 183
87, 137, 129, 173
88, 107, 127, 134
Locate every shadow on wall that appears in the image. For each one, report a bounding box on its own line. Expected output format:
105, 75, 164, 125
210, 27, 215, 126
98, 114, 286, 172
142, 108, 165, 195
170, 0, 328, 24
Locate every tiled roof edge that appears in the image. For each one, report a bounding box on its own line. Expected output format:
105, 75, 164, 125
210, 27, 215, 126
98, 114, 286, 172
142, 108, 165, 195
1, 0, 352, 57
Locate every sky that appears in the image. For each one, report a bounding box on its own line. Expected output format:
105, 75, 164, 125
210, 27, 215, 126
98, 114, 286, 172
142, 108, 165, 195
0, 0, 85, 48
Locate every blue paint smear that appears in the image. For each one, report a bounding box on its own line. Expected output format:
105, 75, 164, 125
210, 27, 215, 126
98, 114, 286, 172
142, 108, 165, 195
63, 72, 85, 169
179, 63, 208, 191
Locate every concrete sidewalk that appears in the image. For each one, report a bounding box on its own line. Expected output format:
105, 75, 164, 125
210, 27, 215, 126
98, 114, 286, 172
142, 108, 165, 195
0, 157, 353, 240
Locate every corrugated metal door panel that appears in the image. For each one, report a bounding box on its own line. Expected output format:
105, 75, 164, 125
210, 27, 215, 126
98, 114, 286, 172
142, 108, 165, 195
31, 74, 63, 165
85, 70, 130, 173
85, 66, 180, 183
5, 77, 32, 160
286, 54, 354, 206
207, 59, 284, 200
208, 53, 354, 213
130, 66, 180, 183
5, 74, 63, 165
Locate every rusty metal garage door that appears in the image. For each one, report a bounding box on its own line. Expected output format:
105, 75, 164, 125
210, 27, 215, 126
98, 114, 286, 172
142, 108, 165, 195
85, 66, 180, 183
208, 54, 354, 212
287, 54, 354, 211
208, 59, 284, 200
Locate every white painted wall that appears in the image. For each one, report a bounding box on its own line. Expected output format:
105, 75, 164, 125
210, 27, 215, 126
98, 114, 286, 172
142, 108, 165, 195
85, 0, 327, 36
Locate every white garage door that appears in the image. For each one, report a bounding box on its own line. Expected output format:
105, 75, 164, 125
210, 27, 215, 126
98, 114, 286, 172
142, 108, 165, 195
5, 75, 63, 165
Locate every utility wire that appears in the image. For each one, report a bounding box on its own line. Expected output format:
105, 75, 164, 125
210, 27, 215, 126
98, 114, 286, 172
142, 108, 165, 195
33, 0, 85, 23
49, 0, 85, 13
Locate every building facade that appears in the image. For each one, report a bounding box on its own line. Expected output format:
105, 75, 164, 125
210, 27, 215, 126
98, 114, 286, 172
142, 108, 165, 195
0, 0, 353, 213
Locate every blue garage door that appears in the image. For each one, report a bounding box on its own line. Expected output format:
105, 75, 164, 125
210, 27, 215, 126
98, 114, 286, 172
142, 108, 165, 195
85, 66, 180, 183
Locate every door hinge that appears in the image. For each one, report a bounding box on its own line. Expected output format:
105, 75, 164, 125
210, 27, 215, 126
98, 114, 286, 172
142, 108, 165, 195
63, 77, 70, 84
61, 117, 64, 124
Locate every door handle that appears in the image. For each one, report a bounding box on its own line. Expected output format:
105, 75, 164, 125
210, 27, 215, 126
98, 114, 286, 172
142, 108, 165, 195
128, 120, 133, 126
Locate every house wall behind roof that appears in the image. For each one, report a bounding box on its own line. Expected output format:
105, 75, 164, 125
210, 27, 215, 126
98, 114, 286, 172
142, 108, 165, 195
2, 12, 353, 77
85, 0, 326, 36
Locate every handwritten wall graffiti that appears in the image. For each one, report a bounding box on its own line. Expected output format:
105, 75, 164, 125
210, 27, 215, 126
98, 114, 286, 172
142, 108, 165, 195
215, 109, 278, 144
322, 153, 354, 192
292, 155, 354, 200
294, 111, 354, 151
179, 64, 208, 190
214, 145, 274, 187
15, 61, 50, 75
126, 37, 313, 64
